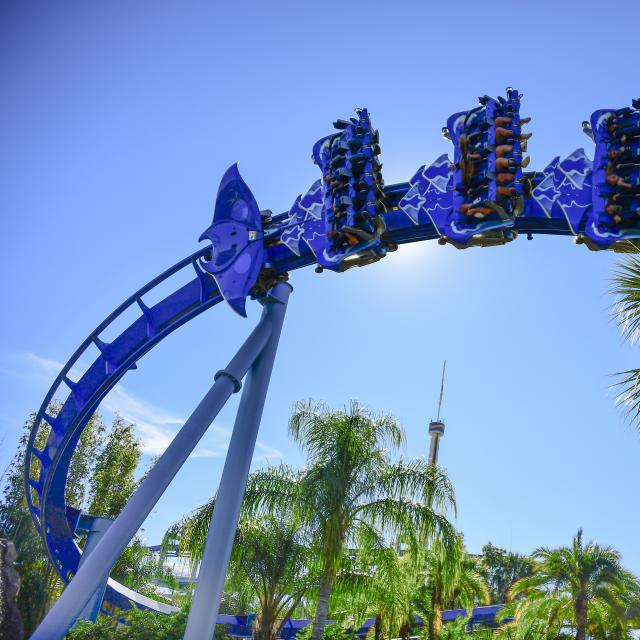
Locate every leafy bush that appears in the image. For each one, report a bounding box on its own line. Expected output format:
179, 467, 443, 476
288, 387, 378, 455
294, 622, 353, 640
66, 608, 187, 639
65, 608, 230, 640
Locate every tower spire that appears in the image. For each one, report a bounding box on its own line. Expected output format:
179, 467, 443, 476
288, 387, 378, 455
428, 361, 446, 465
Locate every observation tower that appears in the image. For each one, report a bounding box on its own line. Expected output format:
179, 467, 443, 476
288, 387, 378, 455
428, 361, 446, 465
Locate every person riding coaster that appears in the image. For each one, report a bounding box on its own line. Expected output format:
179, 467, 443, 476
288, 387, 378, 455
460, 157, 518, 176
607, 144, 640, 162
496, 144, 514, 157
602, 190, 638, 203
495, 126, 519, 143
609, 133, 640, 148
458, 146, 520, 187
497, 172, 516, 184
610, 107, 636, 121
466, 183, 489, 199
459, 202, 494, 218
608, 112, 640, 131
606, 174, 640, 190
612, 162, 640, 173
451, 93, 526, 226
605, 202, 640, 226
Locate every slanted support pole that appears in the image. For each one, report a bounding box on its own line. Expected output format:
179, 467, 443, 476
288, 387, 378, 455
76, 516, 113, 623
184, 282, 292, 640
31, 284, 285, 640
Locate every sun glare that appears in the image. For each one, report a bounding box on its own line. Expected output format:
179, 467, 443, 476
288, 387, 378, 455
389, 239, 439, 269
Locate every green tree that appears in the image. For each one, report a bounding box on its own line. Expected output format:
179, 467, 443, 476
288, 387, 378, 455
65, 606, 198, 639
66, 413, 106, 509
479, 543, 533, 604
0, 406, 105, 636
233, 515, 312, 640
439, 618, 496, 640
333, 542, 425, 640
87, 416, 140, 517
0, 408, 172, 632
438, 617, 468, 640
81, 416, 168, 595
497, 617, 554, 640
504, 529, 640, 640
84, 418, 175, 598
168, 475, 315, 640
218, 567, 259, 617
422, 536, 489, 640
246, 400, 458, 640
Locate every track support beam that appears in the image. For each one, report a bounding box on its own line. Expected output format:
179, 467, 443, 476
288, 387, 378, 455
184, 283, 291, 639
76, 516, 113, 623
31, 283, 291, 639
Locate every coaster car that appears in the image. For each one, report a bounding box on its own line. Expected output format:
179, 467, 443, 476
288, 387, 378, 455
583, 100, 640, 251
310, 109, 389, 271
439, 88, 530, 247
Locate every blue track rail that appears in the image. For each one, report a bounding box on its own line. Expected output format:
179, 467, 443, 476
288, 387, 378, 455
22, 190, 584, 616
215, 606, 505, 638
24, 248, 223, 614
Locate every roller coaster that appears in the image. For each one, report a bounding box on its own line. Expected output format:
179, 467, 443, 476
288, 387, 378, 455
26, 89, 640, 638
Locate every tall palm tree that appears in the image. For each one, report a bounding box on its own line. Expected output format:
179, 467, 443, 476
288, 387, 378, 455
246, 400, 458, 640
505, 529, 640, 640
422, 536, 490, 640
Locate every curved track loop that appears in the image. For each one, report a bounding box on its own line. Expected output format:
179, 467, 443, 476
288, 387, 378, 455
23, 194, 583, 616
24, 247, 222, 614
27, 93, 640, 620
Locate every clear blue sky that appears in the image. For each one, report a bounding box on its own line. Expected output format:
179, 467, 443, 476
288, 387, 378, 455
2, 0, 640, 573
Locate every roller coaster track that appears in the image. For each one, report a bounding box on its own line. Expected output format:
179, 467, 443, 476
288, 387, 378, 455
24, 90, 640, 631
22, 197, 577, 617
24, 248, 221, 614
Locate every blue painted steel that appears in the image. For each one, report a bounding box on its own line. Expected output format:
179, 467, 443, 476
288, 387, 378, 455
200, 164, 265, 316
198, 606, 505, 638
75, 516, 113, 622
24, 90, 640, 632
309, 109, 388, 270
528, 150, 592, 234
31, 298, 275, 638
24, 248, 222, 618
586, 101, 640, 249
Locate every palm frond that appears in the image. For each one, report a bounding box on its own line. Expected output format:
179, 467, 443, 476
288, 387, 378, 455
610, 257, 640, 427
611, 256, 640, 344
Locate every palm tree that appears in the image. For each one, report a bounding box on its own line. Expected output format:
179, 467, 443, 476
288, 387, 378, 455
497, 618, 554, 640
246, 400, 458, 640
422, 536, 489, 640
370, 549, 420, 640
504, 529, 640, 640
332, 541, 424, 640
479, 543, 533, 604
340, 536, 487, 640
612, 256, 640, 422
232, 514, 313, 640
167, 474, 313, 640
